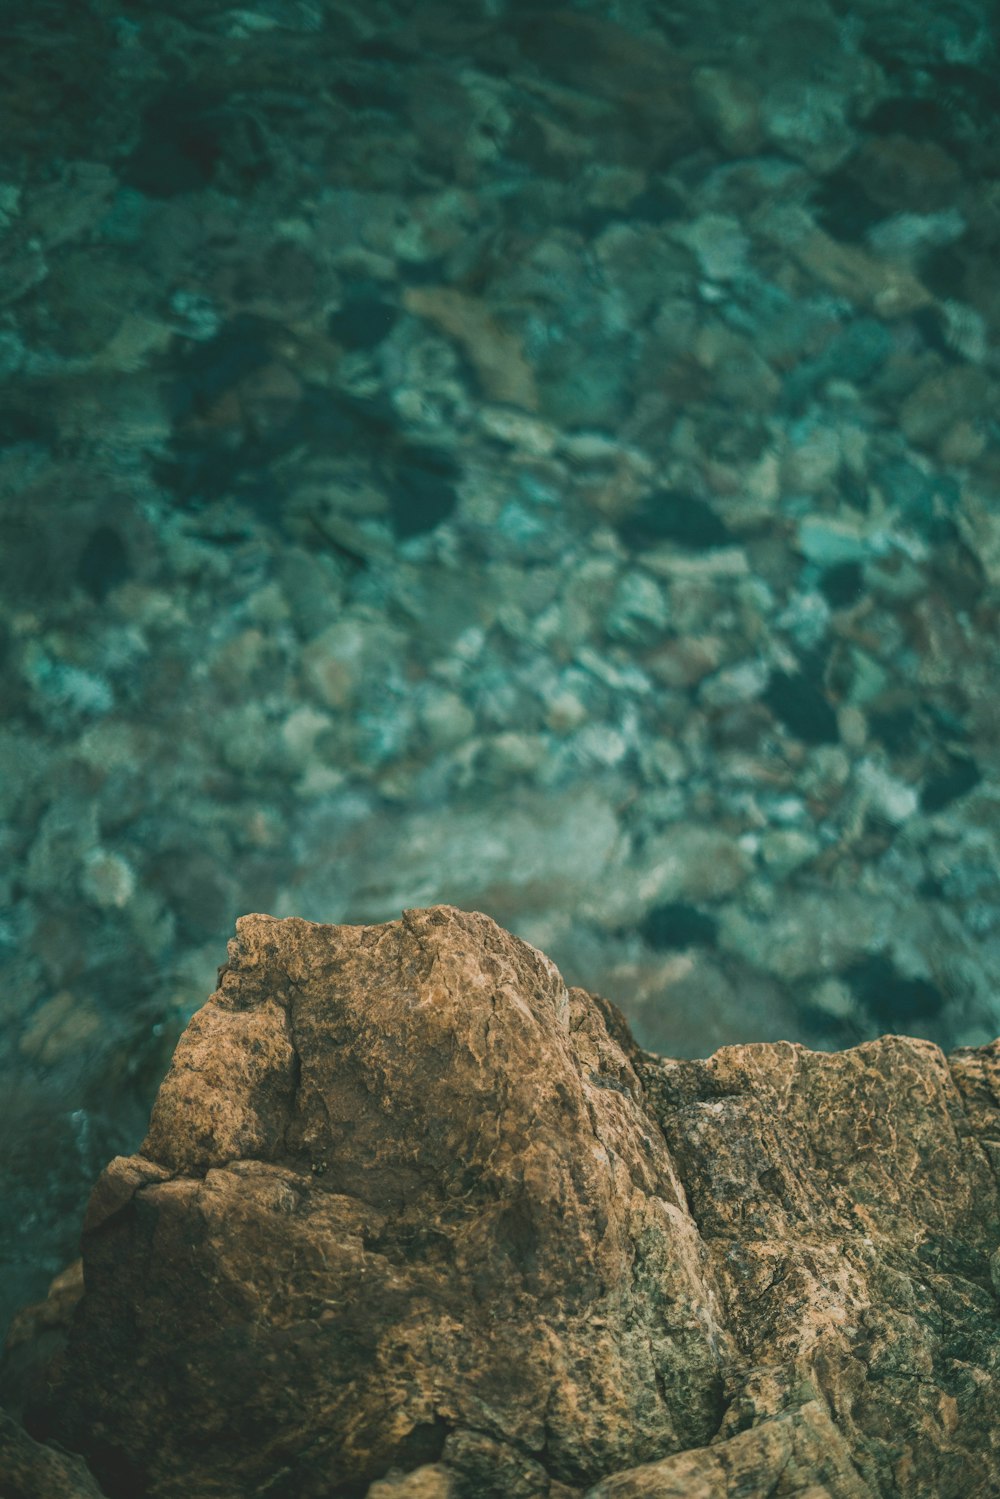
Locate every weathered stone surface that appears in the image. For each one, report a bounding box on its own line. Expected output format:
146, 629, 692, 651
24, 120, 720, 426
0, 1260, 84, 1427
11, 908, 1000, 1497
0, 1407, 104, 1499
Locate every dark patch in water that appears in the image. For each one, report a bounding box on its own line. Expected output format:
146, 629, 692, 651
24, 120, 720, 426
640, 901, 718, 951
121, 85, 228, 197
841, 954, 944, 1026
617, 489, 731, 551
818, 561, 864, 609
386, 446, 459, 539
328, 292, 398, 352
921, 755, 981, 814
763, 669, 839, 745
77, 525, 130, 603
810, 165, 885, 243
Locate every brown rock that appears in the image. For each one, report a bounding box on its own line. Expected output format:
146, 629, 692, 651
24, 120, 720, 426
852, 135, 963, 215
898, 366, 997, 452
507, 12, 693, 137
789, 229, 932, 318
0, 1408, 104, 1499
0, 1260, 84, 1425
402, 286, 539, 410
10, 908, 1000, 1498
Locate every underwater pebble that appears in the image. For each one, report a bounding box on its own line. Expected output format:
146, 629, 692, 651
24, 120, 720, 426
854, 757, 920, 826
80, 849, 136, 909
19, 991, 103, 1065
691, 66, 764, 155
760, 827, 820, 877
671, 214, 750, 282
605, 571, 669, 645
417, 687, 476, 750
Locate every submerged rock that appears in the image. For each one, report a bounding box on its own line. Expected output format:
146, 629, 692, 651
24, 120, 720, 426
8, 907, 1000, 1497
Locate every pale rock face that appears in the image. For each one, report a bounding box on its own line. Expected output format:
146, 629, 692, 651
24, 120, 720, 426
10, 908, 1000, 1499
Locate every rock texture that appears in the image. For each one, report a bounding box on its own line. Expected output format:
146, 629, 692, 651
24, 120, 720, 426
10, 907, 1000, 1497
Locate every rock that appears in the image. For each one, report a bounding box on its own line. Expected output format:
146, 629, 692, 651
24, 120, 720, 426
301, 615, 406, 713
299, 785, 625, 930
780, 223, 933, 319
669, 213, 750, 283
850, 136, 963, 217
9, 907, 1000, 1498
690, 67, 764, 156
416, 686, 476, 751
20, 908, 727, 1495
795, 514, 887, 568
898, 367, 997, 455
955, 487, 1000, 587
760, 81, 856, 174
0, 1409, 105, 1499
632, 823, 754, 907
18, 991, 102, 1067
605, 571, 669, 645
402, 286, 538, 410
0, 1261, 84, 1426
583, 1401, 872, 1497
591, 224, 694, 324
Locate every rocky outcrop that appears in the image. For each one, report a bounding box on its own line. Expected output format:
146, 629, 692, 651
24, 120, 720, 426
8, 907, 1000, 1497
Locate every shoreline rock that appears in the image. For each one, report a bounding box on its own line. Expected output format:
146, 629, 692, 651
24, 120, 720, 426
5, 907, 1000, 1497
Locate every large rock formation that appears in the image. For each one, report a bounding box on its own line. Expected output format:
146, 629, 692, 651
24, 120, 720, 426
6, 908, 1000, 1497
